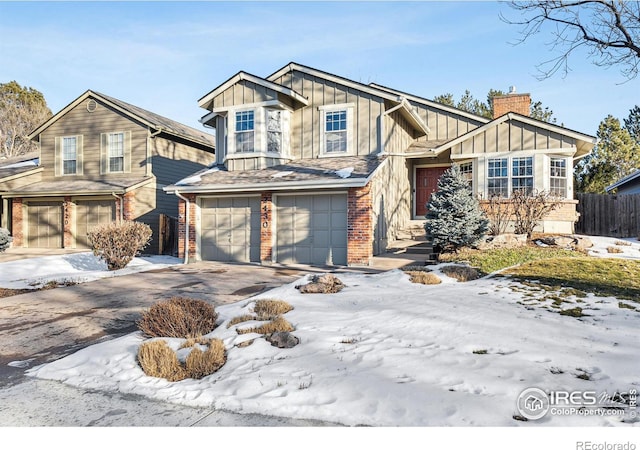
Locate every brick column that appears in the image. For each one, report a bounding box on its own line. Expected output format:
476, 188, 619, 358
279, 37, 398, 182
177, 194, 197, 261
260, 192, 273, 264
347, 185, 373, 266
123, 191, 136, 221
63, 196, 73, 248
11, 198, 23, 247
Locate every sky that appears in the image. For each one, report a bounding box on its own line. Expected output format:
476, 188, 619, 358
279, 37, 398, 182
0, 1, 638, 137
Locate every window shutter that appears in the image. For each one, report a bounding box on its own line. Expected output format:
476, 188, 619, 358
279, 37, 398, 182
124, 130, 132, 173
100, 133, 107, 174
76, 135, 84, 175
54, 136, 61, 177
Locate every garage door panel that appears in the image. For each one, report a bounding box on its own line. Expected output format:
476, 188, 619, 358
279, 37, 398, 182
200, 196, 260, 263
27, 202, 63, 249
76, 200, 115, 248
276, 194, 347, 266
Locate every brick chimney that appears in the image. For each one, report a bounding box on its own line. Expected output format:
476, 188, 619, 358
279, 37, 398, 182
492, 86, 530, 119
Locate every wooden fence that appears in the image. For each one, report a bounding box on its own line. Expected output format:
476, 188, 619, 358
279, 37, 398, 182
158, 214, 179, 256
575, 193, 640, 238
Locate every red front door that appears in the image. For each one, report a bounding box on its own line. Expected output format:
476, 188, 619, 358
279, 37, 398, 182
415, 167, 448, 217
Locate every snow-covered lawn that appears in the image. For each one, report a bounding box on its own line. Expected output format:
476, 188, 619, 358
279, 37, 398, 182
27, 262, 640, 426
0, 252, 181, 289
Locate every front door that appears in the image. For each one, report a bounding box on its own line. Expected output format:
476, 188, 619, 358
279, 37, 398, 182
415, 167, 448, 218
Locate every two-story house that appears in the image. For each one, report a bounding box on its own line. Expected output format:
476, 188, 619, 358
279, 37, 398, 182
1, 91, 215, 253
164, 62, 597, 266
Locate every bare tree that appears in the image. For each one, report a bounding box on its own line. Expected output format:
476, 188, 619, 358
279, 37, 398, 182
503, 1, 640, 80
511, 190, 563, 238
0, 81, 52, 158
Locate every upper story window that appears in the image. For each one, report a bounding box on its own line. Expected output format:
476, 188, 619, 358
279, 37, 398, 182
235, 110, 255, 153
319, 104, 354, 156
107, 132, 124, 173
512, 157, 534, 194
550, 157, 567, 197
62, 136, 77, 175
266, 110, 282, 153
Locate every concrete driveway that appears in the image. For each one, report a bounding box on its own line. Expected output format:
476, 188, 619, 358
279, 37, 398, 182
0, 249, 422, 426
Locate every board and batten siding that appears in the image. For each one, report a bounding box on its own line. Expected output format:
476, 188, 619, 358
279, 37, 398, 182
211, 79, 279, 110
39, 98, 149, 182
451, 121, 577, 156
384, 108, 415, 154
271, 70, 384, 159
409, 101, 485, 143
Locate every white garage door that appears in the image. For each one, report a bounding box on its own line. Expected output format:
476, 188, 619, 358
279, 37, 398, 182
276, 194, 347, 266
200, 196, 260, 262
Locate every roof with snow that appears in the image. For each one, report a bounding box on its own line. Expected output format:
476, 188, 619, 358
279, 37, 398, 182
0, 152, 41, 181
165, 155, 386, 193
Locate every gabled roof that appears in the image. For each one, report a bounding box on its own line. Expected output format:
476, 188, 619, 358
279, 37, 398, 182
198, 71, 310, 111
423, 112, 597, 159
369, 82, 491, 125
265, 62, 429, 136
28, 91, 215, 149
606, 169, 640, 192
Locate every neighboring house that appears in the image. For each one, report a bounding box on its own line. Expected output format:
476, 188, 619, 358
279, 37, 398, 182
0, 152, 42, 231
0, 91, 215, 253
605, 169, 640, 195
165, 62, 597, 266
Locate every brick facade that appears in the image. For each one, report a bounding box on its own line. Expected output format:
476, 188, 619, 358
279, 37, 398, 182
479, 199, 579, 233
347, 185, 374, 266
177, 194, 197, 261
260, 192, 273, 263
492, 93, 531, 118
63, 196, 73, 248
11, 198, 23, 247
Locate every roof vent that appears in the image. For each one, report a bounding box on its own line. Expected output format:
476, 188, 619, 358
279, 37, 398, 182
508, 85, 517, 94
86, 99, 97, 112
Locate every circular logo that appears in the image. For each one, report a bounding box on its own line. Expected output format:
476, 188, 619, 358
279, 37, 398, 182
517, 387, 550, 420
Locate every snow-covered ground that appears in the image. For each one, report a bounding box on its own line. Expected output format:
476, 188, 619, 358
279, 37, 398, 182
27, 257, 640, 426
0, 252, 181, 289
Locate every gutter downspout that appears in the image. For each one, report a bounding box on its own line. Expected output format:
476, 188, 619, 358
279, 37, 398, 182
175, 191, 190, 264
112, 192, 124, 222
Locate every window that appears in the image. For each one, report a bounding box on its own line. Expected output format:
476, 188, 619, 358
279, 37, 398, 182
324, 109, 348, 153
512, 157, 534, 194
459, 161, 473, 186
266, 110, 282, 153
487, 158, 508, 197
235, 110, 254, 153
550, 157, 567, 197
62, 136, 77, 175
107, 132, 124, 173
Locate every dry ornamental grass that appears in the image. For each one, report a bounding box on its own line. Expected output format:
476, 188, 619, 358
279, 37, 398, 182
606, 246, 624, 254
254, 299, 293, 319
138, 297, 218, 339
440, 265, 481, 282
138, 338, 226, 381
405, 271, 442, 285
237, 316, 294, 335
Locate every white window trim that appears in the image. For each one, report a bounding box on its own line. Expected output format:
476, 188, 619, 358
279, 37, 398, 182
319, 103, 355, 157
485, 155, 535, 198
549, 156, 570, 198
232, 109, 256, 154
224, 104, 292, 158
107, 131, 125, 173
61, 136, 78, 176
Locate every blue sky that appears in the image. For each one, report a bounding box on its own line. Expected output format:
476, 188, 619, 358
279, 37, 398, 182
0, 1, 638, 136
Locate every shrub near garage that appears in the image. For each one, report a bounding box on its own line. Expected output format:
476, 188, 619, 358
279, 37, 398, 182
137, 297, 219, 339
88, 221, 152, 270
0, 228, 12, 252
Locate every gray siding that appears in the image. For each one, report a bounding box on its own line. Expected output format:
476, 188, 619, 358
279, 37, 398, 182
452, 121, 577, 156
212, 80, 278, 109
272, 70, 385, 158
39, 97, 149, 182
384, 108, 415, 154
410, 101, 485, 142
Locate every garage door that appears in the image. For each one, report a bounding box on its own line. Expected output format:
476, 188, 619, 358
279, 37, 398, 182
200, 197, 260, 262
27, 201, 63, 248
276, 194, 347, 266
76, 200, 116, 248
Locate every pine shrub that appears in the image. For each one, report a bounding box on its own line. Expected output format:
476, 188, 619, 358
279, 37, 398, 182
88, 220, 152, 270
0, 228, 12, 252
425, 164, 489, 253
137, 297, 219, 339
